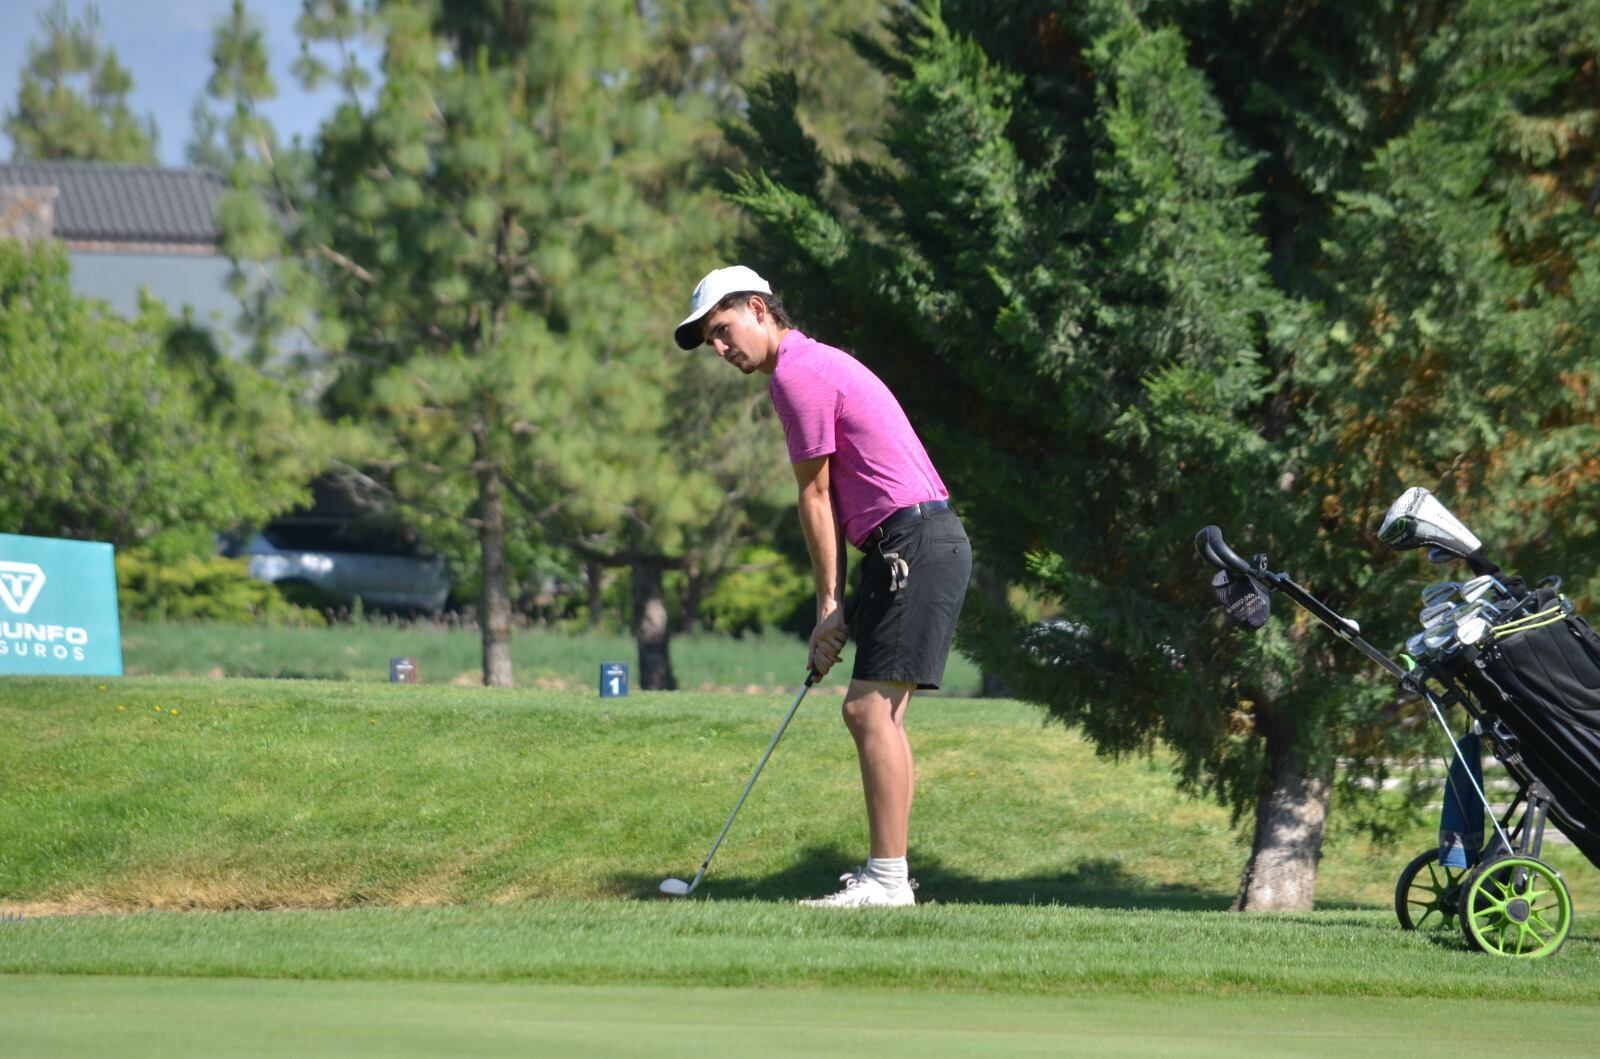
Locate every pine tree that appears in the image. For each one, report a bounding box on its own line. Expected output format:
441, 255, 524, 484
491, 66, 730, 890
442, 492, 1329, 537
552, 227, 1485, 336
730, 0, 1600, 909
211, 0, 742, 687
4, 0, 158, 164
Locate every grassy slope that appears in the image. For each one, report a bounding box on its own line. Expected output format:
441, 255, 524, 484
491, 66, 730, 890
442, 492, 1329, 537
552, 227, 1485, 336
14, 676, 1591, 912
6, 676, 1241, 910
1, 675, 1597, 1012
120, 622, 985, 694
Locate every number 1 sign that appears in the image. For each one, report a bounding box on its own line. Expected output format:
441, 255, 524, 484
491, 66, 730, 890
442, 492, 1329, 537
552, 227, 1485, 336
599, 662, 629, 698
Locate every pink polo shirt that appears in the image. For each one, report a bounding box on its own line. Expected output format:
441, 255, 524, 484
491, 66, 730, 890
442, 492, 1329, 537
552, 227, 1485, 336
769, 330, 948, 549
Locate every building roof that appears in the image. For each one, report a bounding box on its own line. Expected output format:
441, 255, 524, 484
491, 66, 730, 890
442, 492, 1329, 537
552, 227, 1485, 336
0, 160, 225, 248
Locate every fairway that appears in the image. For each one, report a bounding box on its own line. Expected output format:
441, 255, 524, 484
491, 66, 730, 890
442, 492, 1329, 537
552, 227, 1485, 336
2, 975, 1597, 1059
4, 677, 1598, 1055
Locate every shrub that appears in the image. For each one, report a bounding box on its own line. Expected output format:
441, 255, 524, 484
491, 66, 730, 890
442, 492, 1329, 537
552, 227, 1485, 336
117, 543, 324, 626
700, 546, 811, 636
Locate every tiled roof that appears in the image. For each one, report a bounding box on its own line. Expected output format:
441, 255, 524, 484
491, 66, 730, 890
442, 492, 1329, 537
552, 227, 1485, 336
0, 160, 224, 246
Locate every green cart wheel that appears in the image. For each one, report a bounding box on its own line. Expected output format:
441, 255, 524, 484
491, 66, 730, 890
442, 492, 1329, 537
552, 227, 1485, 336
1460, 855, 1573, 958
1395, 848, 1467, 932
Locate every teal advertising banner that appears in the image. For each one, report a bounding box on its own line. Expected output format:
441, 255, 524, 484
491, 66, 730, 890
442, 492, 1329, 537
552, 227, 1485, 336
0, 533, 123, 677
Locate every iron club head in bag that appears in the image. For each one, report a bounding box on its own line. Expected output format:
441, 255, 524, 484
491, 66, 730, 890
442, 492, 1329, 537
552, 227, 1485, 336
1423, 624, 1458, 653
1421, 581, 1461, 607
1454, 599, 1506, 622
1461, 574, 1511, 604
1420, 601, 1455, 628
1456, 614, 1491, 646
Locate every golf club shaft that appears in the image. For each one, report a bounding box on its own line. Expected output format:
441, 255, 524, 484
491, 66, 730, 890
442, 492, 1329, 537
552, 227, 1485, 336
685, 669, 821, 893
1419, 683, 1513, 854
1275, 576, 1409, 679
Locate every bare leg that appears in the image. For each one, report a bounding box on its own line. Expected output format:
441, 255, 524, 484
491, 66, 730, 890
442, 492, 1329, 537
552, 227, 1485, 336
842, 679, 916, 858
896, 704, 914, 821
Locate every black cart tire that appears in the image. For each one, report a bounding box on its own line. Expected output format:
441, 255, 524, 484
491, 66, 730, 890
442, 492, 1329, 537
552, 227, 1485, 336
1395, 848, 1467, 932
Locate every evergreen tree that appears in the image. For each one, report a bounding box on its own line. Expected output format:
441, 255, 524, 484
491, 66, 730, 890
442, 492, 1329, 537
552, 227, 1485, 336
636, 0, 897, 658
4, 0, 158, 164
211, 0, 735, 687
730, 0, 1600, 909
184, 96, 229, 174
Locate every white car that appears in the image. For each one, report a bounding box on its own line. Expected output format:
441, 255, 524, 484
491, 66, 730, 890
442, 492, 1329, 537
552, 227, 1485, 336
226, 522, 452, 613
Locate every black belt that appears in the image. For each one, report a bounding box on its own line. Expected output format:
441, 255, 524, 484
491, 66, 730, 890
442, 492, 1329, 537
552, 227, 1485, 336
868, 500, 951, 541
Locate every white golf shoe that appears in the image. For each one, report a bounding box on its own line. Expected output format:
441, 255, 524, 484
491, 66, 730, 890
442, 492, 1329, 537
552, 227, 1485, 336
798, 869, 917, 908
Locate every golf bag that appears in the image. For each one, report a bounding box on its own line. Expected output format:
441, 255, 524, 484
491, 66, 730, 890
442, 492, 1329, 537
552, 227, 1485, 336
1438, 588, 1600, 868
1195, 490, 1597, 958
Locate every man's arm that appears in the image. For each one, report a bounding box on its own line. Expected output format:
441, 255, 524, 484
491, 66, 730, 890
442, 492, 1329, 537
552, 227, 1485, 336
793, 455, 848, 675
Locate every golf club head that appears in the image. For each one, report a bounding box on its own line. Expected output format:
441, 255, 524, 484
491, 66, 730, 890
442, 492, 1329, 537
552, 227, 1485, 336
1457, 615, 1491, 646
1421, 581, 1460, 607
1405, 632, 1428, 657
1461, 574, 1508, 604
1454, 599, 1505, 624
659, 878, 693, 898
1423, 625, 1457, 652
1420, 601, 1454, 628
1379, 488, 1482, 560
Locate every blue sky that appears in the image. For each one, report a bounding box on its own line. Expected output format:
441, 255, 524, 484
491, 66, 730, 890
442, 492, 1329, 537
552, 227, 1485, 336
0, 0, 378, 166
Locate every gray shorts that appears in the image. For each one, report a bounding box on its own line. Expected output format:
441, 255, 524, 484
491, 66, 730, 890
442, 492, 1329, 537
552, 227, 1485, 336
849, 505, 972, 690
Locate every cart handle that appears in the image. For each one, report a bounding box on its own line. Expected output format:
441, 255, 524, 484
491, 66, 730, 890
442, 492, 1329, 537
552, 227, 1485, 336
1196, 523, 1407, 678
1195, 525, 1258, 580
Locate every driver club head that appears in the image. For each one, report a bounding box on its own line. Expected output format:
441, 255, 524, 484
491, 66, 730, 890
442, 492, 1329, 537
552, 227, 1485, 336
1380, 488, 1482, 560
658, 878, 693, 899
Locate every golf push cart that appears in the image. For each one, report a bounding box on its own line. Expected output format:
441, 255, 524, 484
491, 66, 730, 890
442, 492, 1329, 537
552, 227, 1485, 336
1197, 488, 1600, 958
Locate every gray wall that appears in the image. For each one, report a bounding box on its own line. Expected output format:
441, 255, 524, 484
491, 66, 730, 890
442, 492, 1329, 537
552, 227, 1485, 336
67, 249, 314, 360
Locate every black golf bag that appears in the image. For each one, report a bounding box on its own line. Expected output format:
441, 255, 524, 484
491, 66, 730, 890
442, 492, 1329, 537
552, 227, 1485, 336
1194, 517, 1596, 958
1438, 589, 1600, 868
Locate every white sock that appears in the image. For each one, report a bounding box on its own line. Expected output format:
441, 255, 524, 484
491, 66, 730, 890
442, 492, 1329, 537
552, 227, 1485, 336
866, 856, 908, 889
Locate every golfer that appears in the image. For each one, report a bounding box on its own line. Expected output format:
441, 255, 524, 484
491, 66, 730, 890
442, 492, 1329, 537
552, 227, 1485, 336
674, 265, 972, 908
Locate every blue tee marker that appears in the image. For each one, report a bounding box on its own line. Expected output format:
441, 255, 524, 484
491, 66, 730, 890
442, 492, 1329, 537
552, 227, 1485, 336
600, 662, 629, 698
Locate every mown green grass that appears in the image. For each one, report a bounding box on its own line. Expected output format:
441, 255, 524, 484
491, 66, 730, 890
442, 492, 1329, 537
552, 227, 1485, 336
120, 621, 985, 693
2, 902, 1598, 999
4, 674, 1598, 1053
9, 976, 1598, 1059
3, 676, 1596, 914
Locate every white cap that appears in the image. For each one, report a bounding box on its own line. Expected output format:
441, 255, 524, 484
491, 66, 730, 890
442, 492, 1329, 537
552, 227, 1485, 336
674, 265, 772, 350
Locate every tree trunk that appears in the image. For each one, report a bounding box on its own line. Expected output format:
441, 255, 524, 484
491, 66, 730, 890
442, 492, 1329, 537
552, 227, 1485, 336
476, 450, 514, 688
1232, 715, 1331, 912
679, 565, 707, 635
586, 560, 604, 630
631, 554, 677, 690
